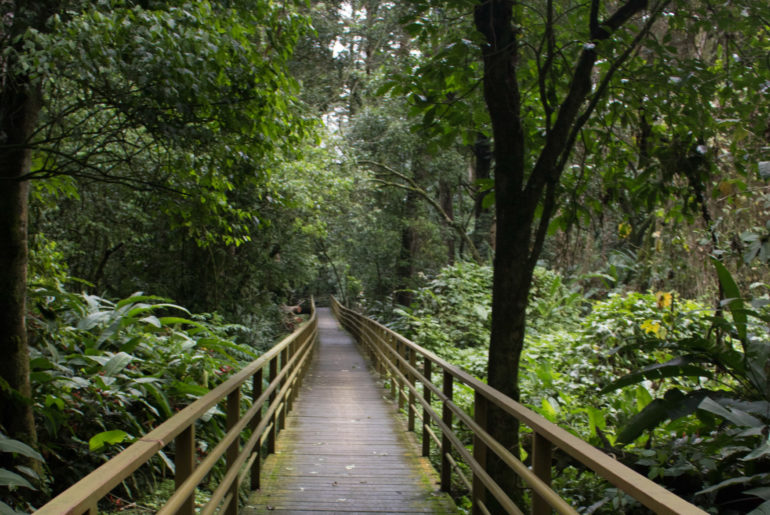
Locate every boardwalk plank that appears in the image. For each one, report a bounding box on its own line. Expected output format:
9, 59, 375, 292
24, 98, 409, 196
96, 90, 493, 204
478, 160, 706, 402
244, 307, 458, 514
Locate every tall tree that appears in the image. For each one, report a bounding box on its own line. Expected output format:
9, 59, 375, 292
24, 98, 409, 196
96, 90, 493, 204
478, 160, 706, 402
474, 0, 683, 503
0, 0, 62, 447
385, 0, 769, 506
0, 0, 310, 444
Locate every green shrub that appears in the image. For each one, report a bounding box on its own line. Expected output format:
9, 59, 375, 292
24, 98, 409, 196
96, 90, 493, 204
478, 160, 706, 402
23, 281, 260, 509
389, 262, 492, 353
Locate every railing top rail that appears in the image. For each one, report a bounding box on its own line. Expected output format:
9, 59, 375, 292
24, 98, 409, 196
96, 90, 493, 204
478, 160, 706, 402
330, 297, 706, 515
36, 302, 317, 515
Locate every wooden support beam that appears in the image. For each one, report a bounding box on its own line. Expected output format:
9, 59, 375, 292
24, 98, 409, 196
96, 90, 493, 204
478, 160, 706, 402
225, 389, 240, 515
250, 368, 263, 490
441, 370, 453, 492
174, 425, 195, 515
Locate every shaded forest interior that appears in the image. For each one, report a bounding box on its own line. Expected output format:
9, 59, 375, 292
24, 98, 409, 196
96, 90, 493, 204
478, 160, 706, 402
1, 1, 770, 513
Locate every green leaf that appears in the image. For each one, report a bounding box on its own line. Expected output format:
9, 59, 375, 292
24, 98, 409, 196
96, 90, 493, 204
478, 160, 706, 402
158, 450, 175, 474
141, 315, 162, 328
0, 437, 44, 462
585, 407, 606, 438
748, 499, 770, 515
0, 469, 35, 490
697, 475, 764, 495
144, 382, 173, 418
541, 397, 558, 422
375, 81, 395, 96
481, 191, 495, 209
745, 487, 770, 501
0, 500, 28, 514
617, 389, 711, 444
125, 303, 188, 320
115, 293, 170, 310
172, 381, 209, 397
158, 317, 208, 332
77, 311, 111, 330
89, 429, 129, 451
103, 352, 133, 376
711, 257, 747, 343
743, 440, 770, 461
698, 396, 762, 428
601, 356, 712, 393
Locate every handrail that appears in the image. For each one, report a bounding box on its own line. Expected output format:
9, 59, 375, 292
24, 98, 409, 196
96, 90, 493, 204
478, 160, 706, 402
330, 296, 707, 515
36, 299, 318, 515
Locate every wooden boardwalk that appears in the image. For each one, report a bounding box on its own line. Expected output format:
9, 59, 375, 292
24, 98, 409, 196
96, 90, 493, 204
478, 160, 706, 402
244, 307, 458, 514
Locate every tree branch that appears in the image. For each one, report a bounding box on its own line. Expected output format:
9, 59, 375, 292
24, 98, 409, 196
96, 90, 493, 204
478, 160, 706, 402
529, 179, 557, 271
556, 0, 671, 174
526, 0, 655, 202
359, 160, 483, 263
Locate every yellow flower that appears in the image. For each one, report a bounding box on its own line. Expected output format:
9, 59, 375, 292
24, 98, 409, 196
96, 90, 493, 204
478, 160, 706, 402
640, 319, 667, 339
640, 320, 659, 335
656, 291, 672, 309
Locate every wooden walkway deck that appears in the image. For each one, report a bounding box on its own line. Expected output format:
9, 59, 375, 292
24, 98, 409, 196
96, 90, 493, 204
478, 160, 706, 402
244, 307, 458, 514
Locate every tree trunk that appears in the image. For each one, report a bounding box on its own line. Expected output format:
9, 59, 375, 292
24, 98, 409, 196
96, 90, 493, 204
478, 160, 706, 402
474, 0, 653, 507
0, 84, 41, 444
394, 209, 417, 307
475, 0, 527, 507
471, 133, 494, 258
438, 179, 455, 264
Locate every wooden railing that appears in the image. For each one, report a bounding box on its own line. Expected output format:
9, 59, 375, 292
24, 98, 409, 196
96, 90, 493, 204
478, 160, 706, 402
330, 297, 706, 515
36, 300, 318, 515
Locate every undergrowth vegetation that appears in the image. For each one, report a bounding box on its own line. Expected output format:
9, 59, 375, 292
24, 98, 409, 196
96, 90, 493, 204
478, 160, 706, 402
383, 261, 770, 513
1, 244, 288, 513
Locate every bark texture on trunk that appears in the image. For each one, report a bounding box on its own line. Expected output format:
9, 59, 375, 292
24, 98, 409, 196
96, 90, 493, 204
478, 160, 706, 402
0, 84, 40, 443
474, 0, 528, 508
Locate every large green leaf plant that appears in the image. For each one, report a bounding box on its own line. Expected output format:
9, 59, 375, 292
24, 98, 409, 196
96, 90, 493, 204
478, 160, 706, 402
601, 260, 770, 511
22, 279, 257, 508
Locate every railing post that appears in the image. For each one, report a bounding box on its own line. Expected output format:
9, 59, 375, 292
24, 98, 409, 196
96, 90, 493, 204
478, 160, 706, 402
250, 368, 263, 490
288, 338, 298, 409
422, 359, 432, 457
532, 432, 553, 515
225, 389, 240, 515
370, 326, 378, 372
279, 346, 289, 431
408, 348, 416, 432
472, 392, 488, 515
372, 325, 381, 370
441, 370, 453, 492
376, 328, 385, 376
396, 338, 406, 411
267, 355, 278, 455
174, 425, 195, 515
390, 335, 398, 401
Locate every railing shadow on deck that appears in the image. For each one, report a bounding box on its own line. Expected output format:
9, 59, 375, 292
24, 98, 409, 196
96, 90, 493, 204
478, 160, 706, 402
330, 296, 707, 515
36, 299, 318, 515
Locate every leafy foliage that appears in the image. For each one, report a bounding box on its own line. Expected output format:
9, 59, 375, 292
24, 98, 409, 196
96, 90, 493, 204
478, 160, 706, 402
16, 280, 260, 509
0, 432, 45, 507
386, 261, 770, 510
390, 262, 492, 353
594, 264, 770, 511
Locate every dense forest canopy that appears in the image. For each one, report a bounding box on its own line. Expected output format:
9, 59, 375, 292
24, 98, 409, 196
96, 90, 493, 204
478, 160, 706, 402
1, 0, 770, 512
